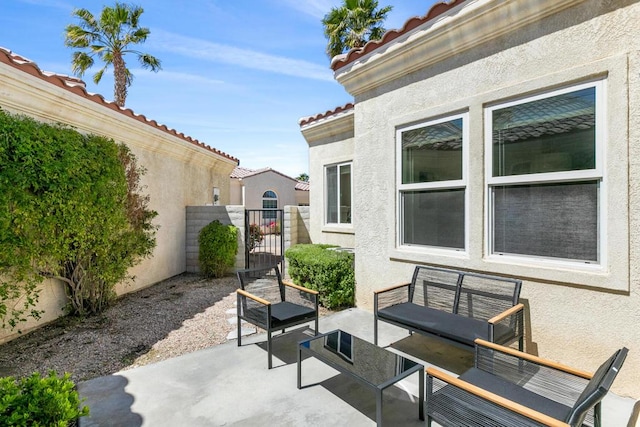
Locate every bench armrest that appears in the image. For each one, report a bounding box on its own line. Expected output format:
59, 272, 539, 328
374, 282, 411, 311
427, 367, 570, 427
488, 303, 524, 324
474, 339, 592, 379
282, 280, 319, 295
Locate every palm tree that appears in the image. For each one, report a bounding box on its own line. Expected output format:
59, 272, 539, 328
322, 0, 393, 59
64, 2, 161, 107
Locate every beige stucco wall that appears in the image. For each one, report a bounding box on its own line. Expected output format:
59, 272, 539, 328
241, 171, 299, 210
230, 178, 243, 205
0, 57, 237, 342
307, 0, 640, 398
303, 111, 356, 248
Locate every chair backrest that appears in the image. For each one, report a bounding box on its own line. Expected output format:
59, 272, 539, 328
236, 265, 284, 301
565, 347, 628, 426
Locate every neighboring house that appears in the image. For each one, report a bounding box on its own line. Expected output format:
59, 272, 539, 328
300, 0, 640, 398
230, 166, 310, 211
0, 47, 238, 342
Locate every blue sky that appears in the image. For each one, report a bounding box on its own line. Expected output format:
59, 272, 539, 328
1, 0, 439, 178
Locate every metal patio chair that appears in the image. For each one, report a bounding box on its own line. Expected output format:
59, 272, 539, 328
426, 339, 628, 427
236, 265, 319, 368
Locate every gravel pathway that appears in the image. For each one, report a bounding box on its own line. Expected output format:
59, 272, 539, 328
0, 273, 239, 383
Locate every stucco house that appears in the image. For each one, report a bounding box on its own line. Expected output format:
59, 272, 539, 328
300, 0, 640, 398
0, 47, 238, 342
230, 166, 310, 210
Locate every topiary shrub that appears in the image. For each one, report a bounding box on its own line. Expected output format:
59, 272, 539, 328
0, 371, 89, 426
198, 220, 238, 278
285, 244, 354, 309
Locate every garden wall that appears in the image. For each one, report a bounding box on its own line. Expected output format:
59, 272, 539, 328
185, 206, 311, 274
0, 48, 238, 343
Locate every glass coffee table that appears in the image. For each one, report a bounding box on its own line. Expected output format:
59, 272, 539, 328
298, 329, 424, 426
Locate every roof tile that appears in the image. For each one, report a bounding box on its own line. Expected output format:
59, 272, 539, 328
0, 46, 238, 163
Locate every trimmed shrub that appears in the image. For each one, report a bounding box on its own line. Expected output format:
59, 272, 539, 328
0, 371, 89, 426
285, 244, 354, 309
199, 220, 238, 278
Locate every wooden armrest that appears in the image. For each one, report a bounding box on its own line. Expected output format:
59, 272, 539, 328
426, 367, 570, 427
488, 303, 524, 324
282, 280, 319, 295
474, 339, 592, 379
237, 289, 270, 306
374, 282, 410, 294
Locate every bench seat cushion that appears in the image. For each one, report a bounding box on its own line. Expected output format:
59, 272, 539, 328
377, 303, 513, 346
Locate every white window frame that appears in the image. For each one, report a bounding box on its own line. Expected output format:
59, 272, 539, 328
484, 80, 606, 268
396, 112, 469, 253
324, 161, 353, 226
262, 190, 278, 219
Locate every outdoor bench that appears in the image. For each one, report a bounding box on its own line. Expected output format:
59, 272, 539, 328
374, 265, 524, 351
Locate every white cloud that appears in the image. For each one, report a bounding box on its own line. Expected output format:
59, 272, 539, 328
150, 30, 334, 82
132, 69, 226, 87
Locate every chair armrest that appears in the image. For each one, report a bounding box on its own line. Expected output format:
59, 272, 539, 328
237, 289, 271, 306
282, 280, 319, 295
474, 339, 592, 379
427, 367, 570, 427
374, 282, 410, 294
488, 303, 524, 324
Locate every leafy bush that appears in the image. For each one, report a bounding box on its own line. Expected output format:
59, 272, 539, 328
0, 109, 157, 327
0, 371, 89, 426
285, 244, 354, 309
199, 220, 238, 278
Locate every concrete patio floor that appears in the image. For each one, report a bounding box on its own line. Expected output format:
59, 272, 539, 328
78, 308, 639, 426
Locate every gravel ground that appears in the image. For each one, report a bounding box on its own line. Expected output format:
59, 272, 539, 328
0, 273, 242, 383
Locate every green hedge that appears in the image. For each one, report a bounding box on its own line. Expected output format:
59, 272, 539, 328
0, 371, 89, 426
285, 244, 354, 309
198, 220, 238, 278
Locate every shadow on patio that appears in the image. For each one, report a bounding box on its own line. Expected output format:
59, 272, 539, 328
78, 309, 638, 426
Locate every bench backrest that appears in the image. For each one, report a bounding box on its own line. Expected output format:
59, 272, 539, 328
410, 266, 522, 320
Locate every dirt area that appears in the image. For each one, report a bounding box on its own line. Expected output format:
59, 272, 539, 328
0, 273, 239, 383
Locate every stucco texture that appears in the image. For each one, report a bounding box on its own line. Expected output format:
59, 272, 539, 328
306, 0, 640, 398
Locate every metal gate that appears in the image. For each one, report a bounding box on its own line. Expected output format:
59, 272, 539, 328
245, 209, 284, 271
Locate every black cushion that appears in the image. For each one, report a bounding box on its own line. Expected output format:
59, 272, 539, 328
378, 303, 513, 346
459, 368, 571, 421
270, 302, 315, 327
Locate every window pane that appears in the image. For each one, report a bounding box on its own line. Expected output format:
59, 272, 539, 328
492, 182, 598, 261
339, 164, 351, 224
326, 166, 338, 223
401, 118, 463, 184
402, 189, 465, 249
263, 190, 277, 198
492, 87, 596, 177
262, 200, 277, 209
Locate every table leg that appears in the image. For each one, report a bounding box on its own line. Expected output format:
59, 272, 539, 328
418, 368, 424, 420
376, 388, 383, 426
297, 345, 302, 389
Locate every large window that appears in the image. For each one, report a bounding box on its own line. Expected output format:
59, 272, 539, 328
397, 113, 467, 250
325, 162, 352, 225
486, 82, 603, 263
262, 190, 278, 219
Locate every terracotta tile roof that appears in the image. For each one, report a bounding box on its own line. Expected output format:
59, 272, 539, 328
0, 47, 238, 164
298, 102, 354, 127
330, 0, 467, 71
231, 166, 309, 191
295, 181, 310, 191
